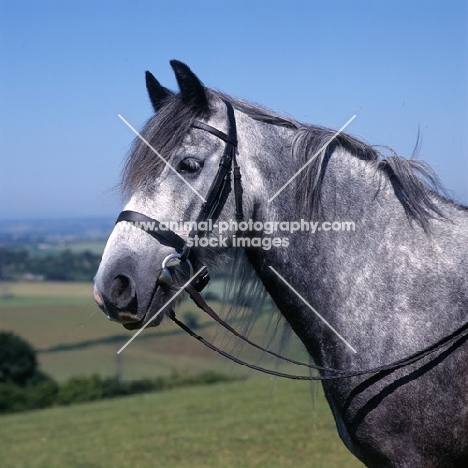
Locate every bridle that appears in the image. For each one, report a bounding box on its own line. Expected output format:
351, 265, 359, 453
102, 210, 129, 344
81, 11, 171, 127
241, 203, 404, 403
115, 101, 468, 381
116, 100, 241, 293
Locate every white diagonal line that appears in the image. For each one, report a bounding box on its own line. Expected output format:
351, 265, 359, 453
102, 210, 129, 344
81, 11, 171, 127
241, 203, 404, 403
118, 114, 207, 202
268, 114, 356, 203
268, 266, 357, 353
117, 266, 207, 354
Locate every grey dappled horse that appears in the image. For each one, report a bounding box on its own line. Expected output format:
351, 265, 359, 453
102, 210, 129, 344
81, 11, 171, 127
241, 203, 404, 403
94, 61, 468, 467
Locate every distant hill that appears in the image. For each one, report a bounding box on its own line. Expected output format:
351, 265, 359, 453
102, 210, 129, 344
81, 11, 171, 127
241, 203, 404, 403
0, 218, 114, 245
0, 218, 114, 280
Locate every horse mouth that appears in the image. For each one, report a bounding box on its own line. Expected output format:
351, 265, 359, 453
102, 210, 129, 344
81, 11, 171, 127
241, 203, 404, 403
105, 311, 147, 330
94, 282, 173, 330
122, 319, 145, 330
121, 310, 167, 330
120, 286, 174, 330
117, 312, 146, 330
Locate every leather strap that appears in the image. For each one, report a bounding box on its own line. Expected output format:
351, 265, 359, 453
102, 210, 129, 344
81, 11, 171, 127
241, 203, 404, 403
116, 210, 185, 251
185, 283, 345, 374
115, 210, 210, 292
233, 153, 244, 221
181, 100, 242, 259
192, 121, 237, 146
115, 100, 242, 292
178, 285, 468, 380
171, 314, 328, 381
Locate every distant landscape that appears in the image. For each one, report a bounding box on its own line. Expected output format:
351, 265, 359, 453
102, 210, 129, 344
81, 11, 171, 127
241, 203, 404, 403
0, 217, 114, 245
0, 218, 112, 283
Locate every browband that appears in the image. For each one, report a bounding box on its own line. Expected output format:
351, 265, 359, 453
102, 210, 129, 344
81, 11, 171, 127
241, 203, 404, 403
192, 121, 238, 146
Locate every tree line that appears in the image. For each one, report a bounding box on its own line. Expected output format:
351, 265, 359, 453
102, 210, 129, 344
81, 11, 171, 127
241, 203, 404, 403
0, 248, 101, 281
0, 331, 237, 414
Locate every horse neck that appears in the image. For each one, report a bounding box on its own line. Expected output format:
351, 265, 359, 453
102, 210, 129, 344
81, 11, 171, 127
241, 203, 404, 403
241, 121, 453, 370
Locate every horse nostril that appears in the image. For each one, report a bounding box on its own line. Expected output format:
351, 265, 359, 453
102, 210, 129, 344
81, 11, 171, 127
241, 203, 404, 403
110, 274, 135, 309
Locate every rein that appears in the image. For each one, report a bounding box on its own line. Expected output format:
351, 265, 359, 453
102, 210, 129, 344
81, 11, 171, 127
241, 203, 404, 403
116, 102, 468, 381
174, 280, 468, 380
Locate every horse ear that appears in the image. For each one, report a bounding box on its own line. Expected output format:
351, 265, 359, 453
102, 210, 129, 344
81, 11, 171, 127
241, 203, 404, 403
145, 71, 173, 112
170, 60, 209, 112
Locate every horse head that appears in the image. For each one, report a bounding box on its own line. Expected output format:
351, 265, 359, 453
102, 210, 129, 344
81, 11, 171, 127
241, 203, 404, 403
93, 61, 253, 329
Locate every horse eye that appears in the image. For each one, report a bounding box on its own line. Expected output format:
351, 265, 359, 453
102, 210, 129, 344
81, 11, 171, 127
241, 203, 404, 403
178, 158, 202, 173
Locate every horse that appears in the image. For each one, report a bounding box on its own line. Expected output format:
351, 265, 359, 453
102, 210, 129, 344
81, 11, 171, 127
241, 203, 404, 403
93, 60, 468, 467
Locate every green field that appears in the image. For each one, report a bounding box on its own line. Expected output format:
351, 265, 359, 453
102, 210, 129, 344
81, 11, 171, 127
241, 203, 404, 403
0, 379, 364, 468
0, 281, 308, 381
0, 281, 364, 467
0, 282, 224, 379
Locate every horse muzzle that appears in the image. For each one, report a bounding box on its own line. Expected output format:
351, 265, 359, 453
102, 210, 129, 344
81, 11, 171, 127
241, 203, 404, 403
93, 254, 190, 330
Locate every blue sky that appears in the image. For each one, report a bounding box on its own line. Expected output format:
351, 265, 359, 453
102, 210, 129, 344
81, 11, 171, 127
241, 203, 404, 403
1, 0, 467, 219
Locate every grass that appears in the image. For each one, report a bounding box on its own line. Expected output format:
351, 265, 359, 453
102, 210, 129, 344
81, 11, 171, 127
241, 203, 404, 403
0, 282, 308, 382
0, 282, 94, 307
0, 378, 364, 468
0, 281, 364, 466
0, 297, 235, 381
